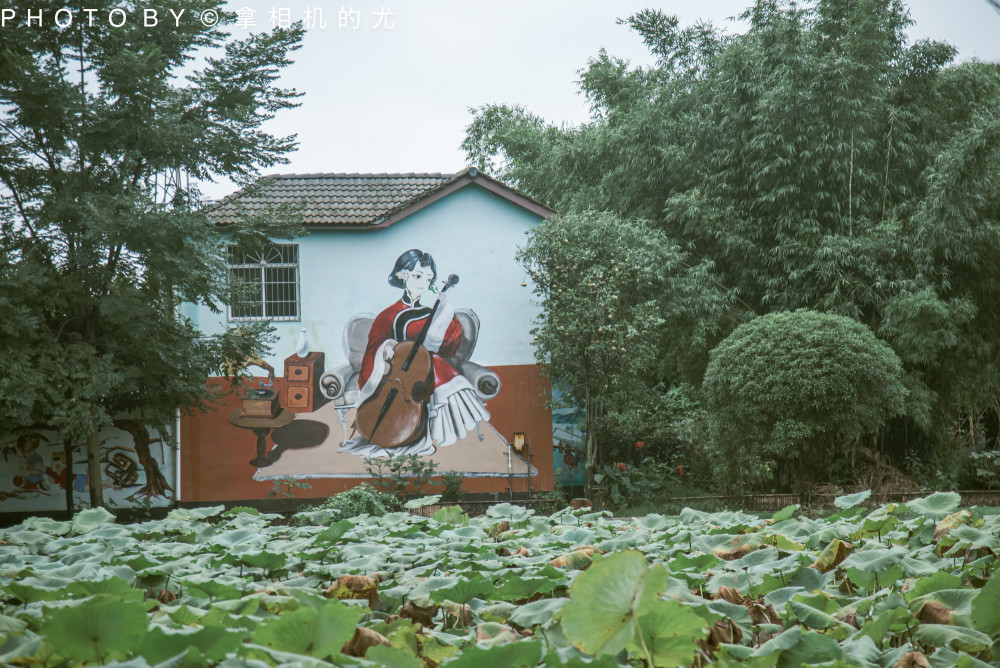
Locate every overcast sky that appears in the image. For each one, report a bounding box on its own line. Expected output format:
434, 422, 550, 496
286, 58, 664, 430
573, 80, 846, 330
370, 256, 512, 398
199, 0, 1000, 200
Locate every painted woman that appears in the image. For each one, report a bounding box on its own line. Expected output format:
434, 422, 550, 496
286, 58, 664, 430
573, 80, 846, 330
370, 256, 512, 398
341, 249, 490, 457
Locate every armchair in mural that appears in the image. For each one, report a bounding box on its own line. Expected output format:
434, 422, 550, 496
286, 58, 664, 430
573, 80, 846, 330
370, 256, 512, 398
319, 309, 501, 407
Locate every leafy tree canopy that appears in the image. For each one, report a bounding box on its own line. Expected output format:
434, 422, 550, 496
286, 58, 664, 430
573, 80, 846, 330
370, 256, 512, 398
517, 211, 728, 488
0, 1, 305, 505
703, 309, 906, 491
466, 0, 1000, 465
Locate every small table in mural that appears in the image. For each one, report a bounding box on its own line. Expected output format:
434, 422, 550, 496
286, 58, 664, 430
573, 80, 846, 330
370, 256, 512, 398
228, 409, 295, 467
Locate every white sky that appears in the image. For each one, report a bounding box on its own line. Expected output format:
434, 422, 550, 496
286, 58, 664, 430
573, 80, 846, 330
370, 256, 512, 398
199, 0, 1000, 200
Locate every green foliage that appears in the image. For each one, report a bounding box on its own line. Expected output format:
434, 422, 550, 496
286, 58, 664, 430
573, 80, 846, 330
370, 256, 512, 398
305, 483, 402, 521
0, 1, 305, 507
517, 210, 726, 491
266, 476, 313, 499
592, 457, 674, 511
703, 310, 906, 491
366, 453, 440, 497
465, 0, 1000, 483
969, 451, 1000, 490
439, 470, 464, 502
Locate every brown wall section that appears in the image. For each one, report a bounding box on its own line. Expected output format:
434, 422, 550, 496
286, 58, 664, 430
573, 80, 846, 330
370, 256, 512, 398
180, 364, 553, 503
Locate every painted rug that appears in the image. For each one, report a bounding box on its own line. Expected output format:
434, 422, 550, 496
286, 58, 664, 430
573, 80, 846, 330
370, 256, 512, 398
253, 399, 534, 481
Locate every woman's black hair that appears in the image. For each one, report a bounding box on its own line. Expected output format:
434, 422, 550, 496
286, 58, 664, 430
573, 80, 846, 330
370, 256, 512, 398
388, 249, 437, 288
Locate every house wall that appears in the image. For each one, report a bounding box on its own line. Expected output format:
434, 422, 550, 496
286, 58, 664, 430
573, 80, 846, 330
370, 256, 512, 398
178, 184, 556, 503
181, 186, 540, 368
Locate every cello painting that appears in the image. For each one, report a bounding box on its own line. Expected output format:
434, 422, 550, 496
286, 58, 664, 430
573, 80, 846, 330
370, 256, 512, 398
344, 249, 492, 458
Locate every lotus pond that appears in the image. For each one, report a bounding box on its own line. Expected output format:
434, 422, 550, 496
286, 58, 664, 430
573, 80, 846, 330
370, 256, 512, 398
1, 490, 999, 667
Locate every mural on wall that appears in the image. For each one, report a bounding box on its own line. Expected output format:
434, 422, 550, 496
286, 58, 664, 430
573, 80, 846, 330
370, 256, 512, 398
0, 424, 175, 512
225, 248, 536, 481
552, 403, 586, 487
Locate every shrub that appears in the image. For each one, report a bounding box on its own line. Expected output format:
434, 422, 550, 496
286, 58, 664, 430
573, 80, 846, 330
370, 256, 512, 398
295, 483, 401, 524
365, 454, 439, 497
703, 309, 905, 492
439, 471, 464, 502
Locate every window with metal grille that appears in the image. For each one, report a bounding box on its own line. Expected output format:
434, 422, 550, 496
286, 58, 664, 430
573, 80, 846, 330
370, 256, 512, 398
227, 244, 300, 321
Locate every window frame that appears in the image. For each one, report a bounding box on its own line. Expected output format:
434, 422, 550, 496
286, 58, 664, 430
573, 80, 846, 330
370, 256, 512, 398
226, 243, 301, 322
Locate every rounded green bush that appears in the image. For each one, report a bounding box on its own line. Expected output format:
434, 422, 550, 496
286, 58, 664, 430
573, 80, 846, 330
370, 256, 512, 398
702, 309, 905, 492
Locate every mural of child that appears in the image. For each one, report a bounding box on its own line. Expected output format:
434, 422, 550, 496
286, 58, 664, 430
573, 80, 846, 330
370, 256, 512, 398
45, 451, 89, 494
11, 433, 49, 493
343, 249, 491, 458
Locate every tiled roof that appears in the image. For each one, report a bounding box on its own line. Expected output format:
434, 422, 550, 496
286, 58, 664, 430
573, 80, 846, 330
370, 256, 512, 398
203, 169, 555, 227
205, 173, 455, 226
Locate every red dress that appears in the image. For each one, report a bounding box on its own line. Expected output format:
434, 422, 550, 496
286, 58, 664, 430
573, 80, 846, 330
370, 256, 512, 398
344, 294, 491, 457
358, 297, 463, 391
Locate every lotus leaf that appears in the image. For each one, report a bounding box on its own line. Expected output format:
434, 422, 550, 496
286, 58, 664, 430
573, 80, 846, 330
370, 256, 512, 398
772, 505, 800, 522
1, 496, 998, 667
834, 490, 872, 509
628, 597, 707, 667
42, 594, 149, 663
166, 506, 225, 521
70, 507, 117, 535
366, 643, 423, 668
137, 624, 243, 663
913, 623, 993, 653
428, 573, 493, 604
970, 568, 1000, 634
508, 597, 567, 629
559, 550, 668, 657
840, 545, 907, 573
906, 492, 962, 520
251, 597, 362, 659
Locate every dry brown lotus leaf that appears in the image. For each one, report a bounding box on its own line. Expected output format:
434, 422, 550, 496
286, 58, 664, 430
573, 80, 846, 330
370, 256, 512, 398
712, 545, 757, 561
341, 626, 391, 657
811, 538, 854, 573
934, 510, 973, 543
156, 588, 177, 605
838, 575, 859, 594
476, 623, 520, 645
714, 585, 781, 628
441, 600, 474, 627
713, 537, 760, 561
488, 521, 510, 539
837, 611, 861, 630
893, 651, 932, 668
497, 545, 531, 558
915, 600, 953, 625
714, 585, 745, 605
697, 619, 743, 653
748, 601, 782, 626
569, 498, 593, 510
549, 546, 600, 569
400, 600, 439, 626
325, 574, 382, 610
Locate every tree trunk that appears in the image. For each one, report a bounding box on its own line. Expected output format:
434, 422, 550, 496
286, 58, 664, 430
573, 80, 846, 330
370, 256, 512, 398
114, 419, 174, 499
584, 389, 598, 500
87, 416, 104, 508
63, 438, 75, 518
